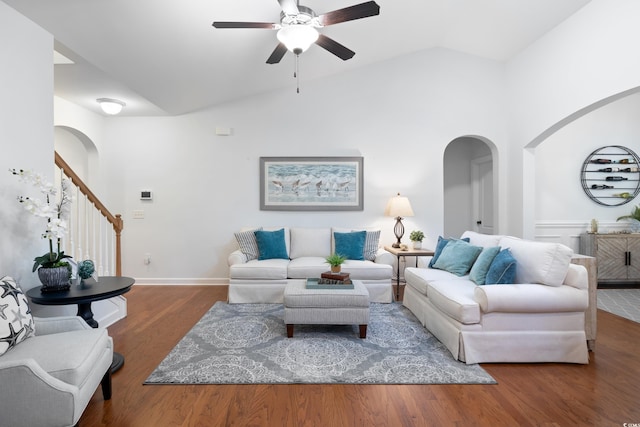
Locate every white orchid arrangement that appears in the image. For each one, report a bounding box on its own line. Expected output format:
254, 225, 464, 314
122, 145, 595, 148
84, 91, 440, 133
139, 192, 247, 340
10, 168, 73, 272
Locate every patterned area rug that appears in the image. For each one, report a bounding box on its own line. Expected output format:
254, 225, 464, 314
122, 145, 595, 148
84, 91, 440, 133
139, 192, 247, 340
598, 289, 640, 323
145, 302, 496, 385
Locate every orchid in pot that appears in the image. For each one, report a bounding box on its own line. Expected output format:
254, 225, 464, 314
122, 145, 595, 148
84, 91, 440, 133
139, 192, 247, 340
10, 168, 73, 291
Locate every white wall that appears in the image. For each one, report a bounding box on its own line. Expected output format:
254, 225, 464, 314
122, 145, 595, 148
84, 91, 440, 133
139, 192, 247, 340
54, 96, 107, 200
0, 2, 56, 298
97, 48, 508, 282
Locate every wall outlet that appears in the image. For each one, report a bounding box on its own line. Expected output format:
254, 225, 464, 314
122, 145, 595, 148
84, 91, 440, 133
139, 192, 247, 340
133, 210, 145, 219
144, 253, 151, 265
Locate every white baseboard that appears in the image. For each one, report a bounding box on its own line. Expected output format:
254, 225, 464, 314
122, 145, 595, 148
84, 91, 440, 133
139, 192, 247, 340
132, 278, 228, 286
94, 296, 127, 328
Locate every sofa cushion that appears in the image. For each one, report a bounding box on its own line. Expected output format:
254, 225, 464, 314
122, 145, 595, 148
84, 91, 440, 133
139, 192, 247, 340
499, 236, 573, 287
460, 231, 504, 248
433, 240, 482, 276
0, 276, 35, 356
2, 328, 110, 387
404, 267, 466, 296
334, 231, 366, 260
485, 248, 517, 285
429, 236, 470, 268
229, 259, 289, 280
341, 260, 392, 280
287, 257, 330, 279
234, 227, 262, 261
469, 246, 501, 285
289, 228, 331, 259
427, 279, 481, 324
255, 228, 289, 260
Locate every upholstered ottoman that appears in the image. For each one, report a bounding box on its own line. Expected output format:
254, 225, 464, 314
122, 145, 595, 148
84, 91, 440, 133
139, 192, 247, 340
283, 280, 370, 338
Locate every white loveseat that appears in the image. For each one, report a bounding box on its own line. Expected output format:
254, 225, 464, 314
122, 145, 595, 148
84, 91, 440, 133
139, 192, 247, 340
403, 231, 590, 364
228, 227, 394, 303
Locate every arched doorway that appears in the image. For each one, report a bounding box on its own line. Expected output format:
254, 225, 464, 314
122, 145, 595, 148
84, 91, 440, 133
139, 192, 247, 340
443, 136, 496, 237
54, 125, 99, 187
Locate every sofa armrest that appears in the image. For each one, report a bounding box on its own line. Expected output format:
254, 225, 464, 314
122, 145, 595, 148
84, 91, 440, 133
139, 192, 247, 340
374, 248, 394, 266
34, 316, 92, 336
563, 263, 588, 290
228, 249, 248, 266
474, 284, 589, 313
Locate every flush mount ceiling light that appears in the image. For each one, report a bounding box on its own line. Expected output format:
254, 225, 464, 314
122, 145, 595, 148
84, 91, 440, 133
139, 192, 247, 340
97, 98, 126, 115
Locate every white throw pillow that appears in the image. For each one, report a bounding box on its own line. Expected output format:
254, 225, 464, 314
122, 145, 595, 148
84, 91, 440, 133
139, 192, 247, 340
498, 236, 573, 287
0, 276, 35, 355
289, 228, 331, 258
460, 231, 504, 248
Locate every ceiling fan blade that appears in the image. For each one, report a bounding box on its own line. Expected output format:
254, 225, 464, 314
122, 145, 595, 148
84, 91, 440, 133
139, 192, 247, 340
212, 22, 277, 29
315, 34, 355, 60
318, 1, 380, 26
278, 0, 299, 16
266, 43, 288, 64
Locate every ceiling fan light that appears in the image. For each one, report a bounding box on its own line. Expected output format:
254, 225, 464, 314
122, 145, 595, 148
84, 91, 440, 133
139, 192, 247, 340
277, 25, 319, 55
97, 98, 126, 115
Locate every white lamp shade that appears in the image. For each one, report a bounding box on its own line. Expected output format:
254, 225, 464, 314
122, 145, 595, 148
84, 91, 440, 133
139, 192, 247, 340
384, 193, 414, 218
97, 98, 126, 115
277, 25, 319, 54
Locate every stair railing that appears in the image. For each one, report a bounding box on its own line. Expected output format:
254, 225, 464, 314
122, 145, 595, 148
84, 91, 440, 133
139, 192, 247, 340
54, 152, 123, 276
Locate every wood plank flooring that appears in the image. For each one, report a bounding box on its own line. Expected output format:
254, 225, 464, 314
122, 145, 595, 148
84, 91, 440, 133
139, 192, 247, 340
80, 285, 640, 426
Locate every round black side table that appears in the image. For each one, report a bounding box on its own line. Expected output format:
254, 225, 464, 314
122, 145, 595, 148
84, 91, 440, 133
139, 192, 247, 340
26, 276, 134, 372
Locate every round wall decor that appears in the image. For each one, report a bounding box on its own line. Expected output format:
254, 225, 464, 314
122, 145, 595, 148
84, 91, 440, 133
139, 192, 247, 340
581, 145, 640, 206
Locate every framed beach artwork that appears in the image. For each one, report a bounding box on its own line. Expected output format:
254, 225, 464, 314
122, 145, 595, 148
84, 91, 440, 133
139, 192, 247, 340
260, 157, 364, 211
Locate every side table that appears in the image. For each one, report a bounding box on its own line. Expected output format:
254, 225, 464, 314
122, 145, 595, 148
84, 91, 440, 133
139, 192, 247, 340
26, 276, 135, 372
384, 246, 435, 301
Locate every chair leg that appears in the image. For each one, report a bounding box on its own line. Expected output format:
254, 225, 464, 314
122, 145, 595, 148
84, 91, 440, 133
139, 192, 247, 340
101, 369, 112, 400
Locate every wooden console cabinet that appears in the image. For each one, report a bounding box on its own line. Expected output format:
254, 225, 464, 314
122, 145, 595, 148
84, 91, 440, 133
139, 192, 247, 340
579, 233, 640, 284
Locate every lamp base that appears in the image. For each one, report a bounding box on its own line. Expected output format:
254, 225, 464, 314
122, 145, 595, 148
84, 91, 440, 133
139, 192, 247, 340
392, 217, 404, 249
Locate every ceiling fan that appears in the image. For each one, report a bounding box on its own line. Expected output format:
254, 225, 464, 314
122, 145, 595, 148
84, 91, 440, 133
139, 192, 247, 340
212, 0, 381, 64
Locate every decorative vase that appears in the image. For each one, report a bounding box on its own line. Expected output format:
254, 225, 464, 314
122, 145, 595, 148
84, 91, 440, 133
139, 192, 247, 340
412, 241, 422, 250
37, 266, 71, 292
331, 265, 341, 273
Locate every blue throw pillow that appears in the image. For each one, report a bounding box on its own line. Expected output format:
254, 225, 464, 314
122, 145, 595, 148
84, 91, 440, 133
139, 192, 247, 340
429, 236, 470, 268
254, 228, 288, 260
485, 248, 517, 285
432, 239, 483, 276
469, 246, 501, 285
334, 231, 366, 260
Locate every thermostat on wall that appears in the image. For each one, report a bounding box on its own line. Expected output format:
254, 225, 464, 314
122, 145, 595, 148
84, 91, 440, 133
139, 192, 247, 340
140, 190, 153, 200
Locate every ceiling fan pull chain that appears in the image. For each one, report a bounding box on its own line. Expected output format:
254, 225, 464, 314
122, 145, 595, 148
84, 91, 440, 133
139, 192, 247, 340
295, 54, 300, 94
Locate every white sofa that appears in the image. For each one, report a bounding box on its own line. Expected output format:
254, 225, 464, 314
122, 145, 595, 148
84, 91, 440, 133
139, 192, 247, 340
228, 227, 394, 303
402, 231, 590, 364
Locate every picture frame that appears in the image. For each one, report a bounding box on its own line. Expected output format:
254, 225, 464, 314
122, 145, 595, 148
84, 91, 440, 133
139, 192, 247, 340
260, 157, 364, 211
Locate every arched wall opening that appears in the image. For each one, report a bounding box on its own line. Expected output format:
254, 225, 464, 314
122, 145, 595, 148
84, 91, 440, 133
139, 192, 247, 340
54, 125, 100, 187
523, 86, 640, 249
443, 136, 498, 237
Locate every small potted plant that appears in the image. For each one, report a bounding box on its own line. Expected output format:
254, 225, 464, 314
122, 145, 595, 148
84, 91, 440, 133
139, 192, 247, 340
325, 253, 347, 273
409, 230, 425, 249
617, 205, 640, 232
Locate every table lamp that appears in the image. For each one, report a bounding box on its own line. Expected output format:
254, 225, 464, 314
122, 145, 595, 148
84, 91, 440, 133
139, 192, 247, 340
384, 193, 414, 248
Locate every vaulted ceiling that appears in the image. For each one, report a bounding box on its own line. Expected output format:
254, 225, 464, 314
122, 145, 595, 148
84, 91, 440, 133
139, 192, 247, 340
3, 0, 591, 116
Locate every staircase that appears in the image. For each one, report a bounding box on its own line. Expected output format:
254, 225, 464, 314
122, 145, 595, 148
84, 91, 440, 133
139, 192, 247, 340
54, 152, 123, 277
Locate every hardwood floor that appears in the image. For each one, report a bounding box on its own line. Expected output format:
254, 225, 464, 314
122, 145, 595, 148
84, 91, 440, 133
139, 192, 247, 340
80, 285, 640, 426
